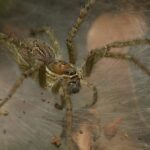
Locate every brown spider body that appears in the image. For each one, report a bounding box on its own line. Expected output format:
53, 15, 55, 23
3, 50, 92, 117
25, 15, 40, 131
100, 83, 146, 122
21, 40, 81, 94
0, 34, 81, 95
44, 59, 81, 95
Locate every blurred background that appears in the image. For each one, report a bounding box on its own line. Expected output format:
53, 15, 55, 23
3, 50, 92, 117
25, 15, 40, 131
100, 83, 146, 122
0, 0, 150, 150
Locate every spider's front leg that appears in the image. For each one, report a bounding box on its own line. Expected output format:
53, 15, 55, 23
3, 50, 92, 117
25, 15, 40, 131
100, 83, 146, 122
66, 0, 96, 64
61, 82, 73, 150
51, 79, 66, 110
83, 39, 150, 77
80, 80, 98, 108
52, 79, 73, 150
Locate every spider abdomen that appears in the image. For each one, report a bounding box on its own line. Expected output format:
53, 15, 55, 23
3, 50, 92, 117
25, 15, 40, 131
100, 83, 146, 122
18, 39, 55, 66
0, 33, 56, 71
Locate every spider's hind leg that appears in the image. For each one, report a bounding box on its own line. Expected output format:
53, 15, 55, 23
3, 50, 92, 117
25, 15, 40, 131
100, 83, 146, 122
105, 52, 150, 76
30, 27, 61, 55
81, 80, 98, 108
0, 67, 39, 112
66, 0, 96, 64
83, 39, 150, 77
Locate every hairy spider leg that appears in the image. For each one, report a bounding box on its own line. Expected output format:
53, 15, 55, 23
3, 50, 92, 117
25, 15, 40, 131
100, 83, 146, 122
0, 33, 43, 109
105, 52, 150, 76
62, 81, 73, 150
0, 66, 40, 109
30, 26, 62, 57
81, 80, 98, 108
51, 78, 66, 110
66, 0, 96, 64
83, 38, 150, 76
52, 79, 73, 150
51, 77, 98, 110
54, 91, 66, 110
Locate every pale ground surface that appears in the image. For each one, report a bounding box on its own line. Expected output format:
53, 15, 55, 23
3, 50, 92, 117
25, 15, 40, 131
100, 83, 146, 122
0, 0, 150, 150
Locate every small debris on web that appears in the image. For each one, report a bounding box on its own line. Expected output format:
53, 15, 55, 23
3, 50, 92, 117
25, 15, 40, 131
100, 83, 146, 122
0, 110, 9, 116
104, 117, 123, 140
41, 98, 46, 102
51, 136, 61, 147
3, 129, 7, 134
22, 111, 26, 115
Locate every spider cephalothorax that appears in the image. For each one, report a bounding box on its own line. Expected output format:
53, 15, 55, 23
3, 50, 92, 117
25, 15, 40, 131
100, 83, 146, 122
0, 0, 150, 150
47, 60, 81, 94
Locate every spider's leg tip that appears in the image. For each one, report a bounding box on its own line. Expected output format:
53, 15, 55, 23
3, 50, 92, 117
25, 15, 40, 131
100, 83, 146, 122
54, 103, 63, 110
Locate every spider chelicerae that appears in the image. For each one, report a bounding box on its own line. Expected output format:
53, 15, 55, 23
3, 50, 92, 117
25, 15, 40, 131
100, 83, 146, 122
0, 0, 150, 150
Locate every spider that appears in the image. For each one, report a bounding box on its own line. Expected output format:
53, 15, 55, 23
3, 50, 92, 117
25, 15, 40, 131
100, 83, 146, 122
0, 0, 150, 150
